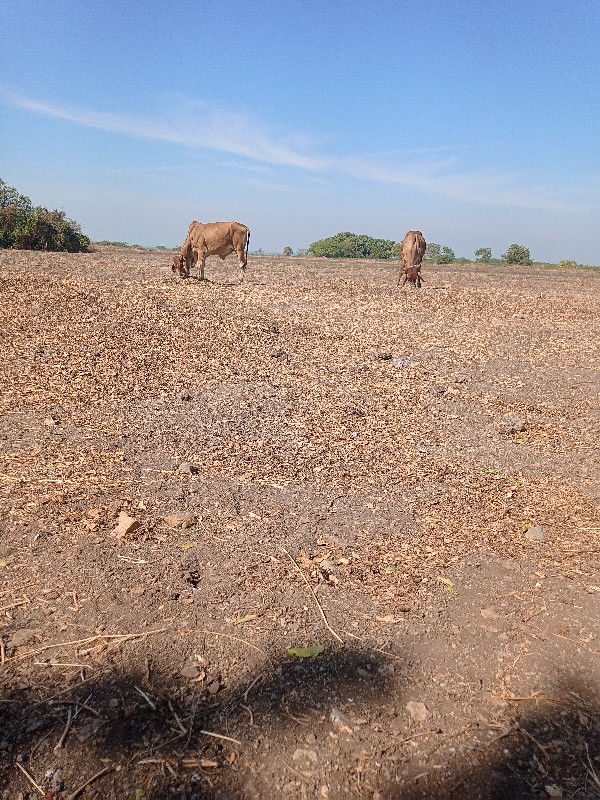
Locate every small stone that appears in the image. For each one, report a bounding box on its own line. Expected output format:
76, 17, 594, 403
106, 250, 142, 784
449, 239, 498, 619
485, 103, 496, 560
178, 462, 199, 475
164, 512, 197, 529
494, 412, 526, 435
405, 701, 428, 722
525, 524, 545, 542
179, 391, 192, 401
44, 416, 58, 427
292, 748, 317, 764
272, 349, 290, 364
180, 664, 201, 680
544, 785, 563, 799
480, 607, 500, 620
347, 406, 365, 417
376, 353, 393, 361
112, 511, 141, 538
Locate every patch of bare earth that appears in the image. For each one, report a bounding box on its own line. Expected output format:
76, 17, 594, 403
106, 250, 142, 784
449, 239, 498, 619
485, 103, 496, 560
1, 249, 599, 799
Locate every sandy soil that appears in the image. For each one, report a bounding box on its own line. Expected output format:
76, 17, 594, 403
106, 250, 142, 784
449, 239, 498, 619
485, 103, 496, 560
1, 248, 599, 799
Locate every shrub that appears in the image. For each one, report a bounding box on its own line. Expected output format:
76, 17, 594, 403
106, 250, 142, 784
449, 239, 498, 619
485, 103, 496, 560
556, 259, 578, 269
0, 178, 90, 252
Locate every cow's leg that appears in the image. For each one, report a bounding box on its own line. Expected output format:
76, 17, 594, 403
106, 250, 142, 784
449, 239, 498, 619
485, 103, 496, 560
199, 256, 206, 281
236, 246, 247, 282
185, 247, 196, 278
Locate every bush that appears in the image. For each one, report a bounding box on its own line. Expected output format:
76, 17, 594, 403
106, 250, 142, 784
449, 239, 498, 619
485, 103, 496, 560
501, 243, 532, 265
475, 247, 492, 262
556, 259, 578, 269
0, 179, 90, 252
307, 232, 397, 259
437, 246, 455, 264
424, 243, 455, 263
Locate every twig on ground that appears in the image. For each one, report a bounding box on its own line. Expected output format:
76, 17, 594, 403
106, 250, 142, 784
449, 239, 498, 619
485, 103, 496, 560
53, 706, 73, 752
0, 598, 29, 613
15, 763, 44, 796
243, 673, 264, 701
521, 727, 549, 756
200, 729, 242, 745
584, 742, 600, 791
66, 765, 114, 800
281, 547, 343, 644
168, 700, 187, 735
203, 630, 273, 665
17, 628, 166, 661
240, 703, 254, 725
340, 628, 402, 659
31, 677, 95, 708
57, 701, 100, 717
280, 700, 310, 727
502, 692, 553, 703
134, 685, 156, 710
138, 758, 177, 777
282, 760, 309, 784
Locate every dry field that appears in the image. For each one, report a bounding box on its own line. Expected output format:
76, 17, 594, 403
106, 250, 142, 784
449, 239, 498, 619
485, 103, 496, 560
1, 248, 599, 799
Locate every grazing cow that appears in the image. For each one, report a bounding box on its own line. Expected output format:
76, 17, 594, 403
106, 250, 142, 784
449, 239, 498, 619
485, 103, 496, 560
398, 230, 426, 288
172, 221, 250, 281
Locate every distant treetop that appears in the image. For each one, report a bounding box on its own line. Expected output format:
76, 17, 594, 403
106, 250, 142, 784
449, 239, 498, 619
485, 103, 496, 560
307, 232, 397, 259
501, 243, 532, 265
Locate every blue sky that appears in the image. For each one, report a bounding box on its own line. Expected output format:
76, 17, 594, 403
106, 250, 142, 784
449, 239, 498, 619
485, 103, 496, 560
1, 0, 599, 262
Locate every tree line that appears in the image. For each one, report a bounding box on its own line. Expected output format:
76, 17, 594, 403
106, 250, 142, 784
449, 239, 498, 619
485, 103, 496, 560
0, 179, 90, 253
304, 232, 534, 264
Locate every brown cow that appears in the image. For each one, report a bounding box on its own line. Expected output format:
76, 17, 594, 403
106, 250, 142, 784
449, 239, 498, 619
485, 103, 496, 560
398, 230, 426, 288
172, 221, 250, 281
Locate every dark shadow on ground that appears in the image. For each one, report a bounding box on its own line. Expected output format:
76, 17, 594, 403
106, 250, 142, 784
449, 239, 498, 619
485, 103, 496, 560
2, 644, 599, 798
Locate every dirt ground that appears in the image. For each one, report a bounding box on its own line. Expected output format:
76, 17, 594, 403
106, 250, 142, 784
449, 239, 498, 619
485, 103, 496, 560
1, 248, 599, 799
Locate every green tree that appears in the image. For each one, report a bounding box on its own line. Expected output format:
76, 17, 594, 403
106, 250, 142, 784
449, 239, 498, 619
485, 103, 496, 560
282, 246, 293, 256
425, 242, 441, 261
475, 247, 492, 262
501, 243, 532, 264
307, 232, 397, 259
437, 246, 455, 264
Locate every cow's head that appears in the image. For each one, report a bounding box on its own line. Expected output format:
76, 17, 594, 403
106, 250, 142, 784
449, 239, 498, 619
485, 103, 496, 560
402, 265, 422, 288
172, 254, 189, 278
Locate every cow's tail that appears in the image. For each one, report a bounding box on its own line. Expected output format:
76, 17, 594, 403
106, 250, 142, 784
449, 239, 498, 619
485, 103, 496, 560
245, 228, 251, 264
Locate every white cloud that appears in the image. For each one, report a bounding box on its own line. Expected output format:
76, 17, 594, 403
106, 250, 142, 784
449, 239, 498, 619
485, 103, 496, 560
2, 87, 595, 213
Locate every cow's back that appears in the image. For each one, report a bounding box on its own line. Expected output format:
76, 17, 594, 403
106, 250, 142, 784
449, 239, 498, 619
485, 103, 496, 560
401, 230, 426, 267
189, 221, 248, 254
